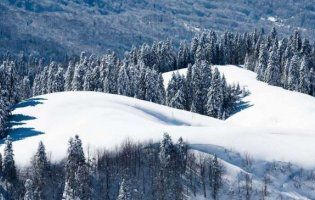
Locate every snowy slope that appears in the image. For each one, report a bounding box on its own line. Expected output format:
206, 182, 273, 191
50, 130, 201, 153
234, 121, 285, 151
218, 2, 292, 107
1, 65, 315, 170
163, 65, 315, 131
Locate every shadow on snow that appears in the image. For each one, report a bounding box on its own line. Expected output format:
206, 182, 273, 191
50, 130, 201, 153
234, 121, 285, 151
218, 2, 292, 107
2, 98, 46, 143
13, 97, 47, 109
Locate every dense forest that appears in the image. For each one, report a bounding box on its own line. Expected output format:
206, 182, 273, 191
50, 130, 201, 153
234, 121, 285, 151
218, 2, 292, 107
1, 27, 315, 139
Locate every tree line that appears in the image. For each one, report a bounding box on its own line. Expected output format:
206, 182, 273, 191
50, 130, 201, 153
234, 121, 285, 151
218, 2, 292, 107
1, 27, 314, 138
0, 133, 226, 200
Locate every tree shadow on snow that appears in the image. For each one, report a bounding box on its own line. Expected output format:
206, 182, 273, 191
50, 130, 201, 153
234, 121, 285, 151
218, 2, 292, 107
0, 127, 44, 144
2, 103, 45, 142
13, 97, 47, 109
230, 101, 253, 116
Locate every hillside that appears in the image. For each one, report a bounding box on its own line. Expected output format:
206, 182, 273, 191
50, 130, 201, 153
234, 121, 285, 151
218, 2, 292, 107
4, 65, 315, 169
1, 0, 315, 59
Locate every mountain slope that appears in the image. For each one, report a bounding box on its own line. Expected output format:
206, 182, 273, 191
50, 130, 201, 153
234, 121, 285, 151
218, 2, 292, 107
3, 65, 315, 169
163, 65, 315, 131
1, 0, 314, 59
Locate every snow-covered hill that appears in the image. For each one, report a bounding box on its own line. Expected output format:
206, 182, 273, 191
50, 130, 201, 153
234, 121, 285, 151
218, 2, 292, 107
163, 65, 315, 131
3, 65, 315, 170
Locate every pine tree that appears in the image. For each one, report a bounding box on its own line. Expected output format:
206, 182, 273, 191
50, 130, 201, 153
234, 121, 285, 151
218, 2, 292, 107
287, 54, 300, 91
33, 141, 49, 200
63, 135, 87, 199
72, 59, 87, 91
157, 73, 166, 105
75, 165, 91, 200
168, 87, 186, 110
3, 136, 16, 183
206, 68, 223, 118
64, 61, 75, 91
20, 76, 31, 100
52, 67, 65, 93
265, 44, 281, 86
24, 179, 35, 200
256, 43, 268, 81
299, 56, 311, 94
190, 62, 203, 114
210, 155, 222, 200
117, 179, 132, 200
177, 41, 190, 69
46, 62, 59, 94
117, 64, 131, 96
83, 67, 94, 91
281, 59, 290, 88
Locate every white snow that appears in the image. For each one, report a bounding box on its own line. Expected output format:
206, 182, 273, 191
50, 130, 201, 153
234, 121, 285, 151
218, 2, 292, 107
2, 65, 315, 170
268, 16, 277, 22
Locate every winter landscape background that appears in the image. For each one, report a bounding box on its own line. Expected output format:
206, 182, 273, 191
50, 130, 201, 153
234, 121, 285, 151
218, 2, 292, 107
0, 0, 315, 199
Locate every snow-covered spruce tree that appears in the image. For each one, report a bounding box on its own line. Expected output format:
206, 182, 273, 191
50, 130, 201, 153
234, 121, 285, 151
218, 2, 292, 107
51, 66, 65, 93
3, 136, 17, 184
2, 136, 19, 199
177, 41, 190, 69
264, 44, 281, 86
64, 61, 75, 91
190, 62, 203, 114
117, 179, 132, 200
292, 30, 302, 53
206, 68, 223, 118
157, 73, 166, 105
20, 76, 32, 100
32, 141, 49, 200
83, 67, 94, 91
185, 64, 193, 110
158, 133, 182, 200
281, 59, 290, 89
117, 64, 131, 97
287, 54, 300, 91
166, 72, 187, 108
190, 60, 211, 115
168, 87, 187, 110
244, 53, 255, 71
24, 179, 35, 200
103, 52, 119, 94
299, 56, 311, 94
176, 137, 188, 174
144, 68, 165, 104
72, 59, 86, 91
46, 61, 59, 94
210, 155, 222, 200
63, 135, 90, 199
74, 164, 91, 200
32, 75, 41, 96
255, 43, 268, 81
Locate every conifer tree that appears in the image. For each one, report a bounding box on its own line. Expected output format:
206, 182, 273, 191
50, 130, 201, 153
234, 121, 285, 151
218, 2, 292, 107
265, 45, 281, 86
210, 155, 222, 200
256, 44, 268, 81
287, 54, 300, 91
299, 56, 311, 94
24, 179, 35, 200
63, 135, 87, 199
33, 141, 49, 200
64, 61, 75, 91
3, 136, 16, 183
206, 68, 223, 118
117, 179, 132, 200
117, 64, 131, 97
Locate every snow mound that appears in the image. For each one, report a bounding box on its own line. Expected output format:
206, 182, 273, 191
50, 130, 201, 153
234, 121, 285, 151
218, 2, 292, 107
163, 65, 315, 131
2, 65, 315, 169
